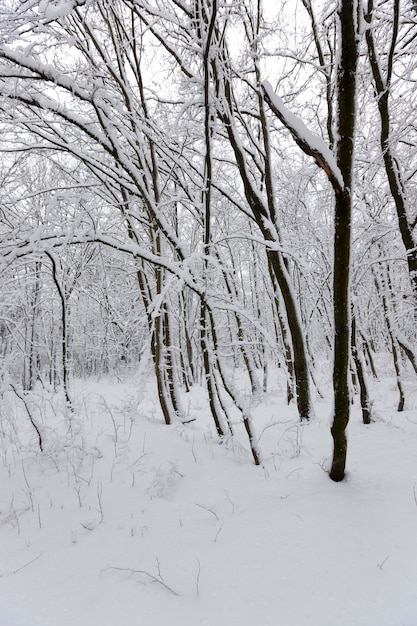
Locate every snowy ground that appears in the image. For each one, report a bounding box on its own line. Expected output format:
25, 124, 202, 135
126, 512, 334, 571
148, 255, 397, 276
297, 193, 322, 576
1, 364, 417, 626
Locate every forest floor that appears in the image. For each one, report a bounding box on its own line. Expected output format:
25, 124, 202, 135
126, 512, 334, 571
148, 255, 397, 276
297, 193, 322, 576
1, 361, 417, 626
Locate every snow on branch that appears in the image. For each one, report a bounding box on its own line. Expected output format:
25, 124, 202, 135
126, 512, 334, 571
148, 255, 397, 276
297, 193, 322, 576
261, 80, 344, 195
0, 46, 91, 102
41, 0, 86, 23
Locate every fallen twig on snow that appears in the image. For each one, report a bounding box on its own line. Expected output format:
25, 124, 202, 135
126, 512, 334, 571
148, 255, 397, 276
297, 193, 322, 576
104, 564, 179, 596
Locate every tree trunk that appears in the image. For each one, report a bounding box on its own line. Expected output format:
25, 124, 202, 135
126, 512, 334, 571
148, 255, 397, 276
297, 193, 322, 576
268, 260, 295, 404
351, 312, 371, 424
372, 266, 406, 412
45, 252, 73, 411
329, 0, 359, 482
28, 261, 42, 390
365, 0, 417, 305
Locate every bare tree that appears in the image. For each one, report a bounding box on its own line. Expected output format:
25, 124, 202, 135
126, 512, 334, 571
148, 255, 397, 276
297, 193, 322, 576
365, 0, 417, 307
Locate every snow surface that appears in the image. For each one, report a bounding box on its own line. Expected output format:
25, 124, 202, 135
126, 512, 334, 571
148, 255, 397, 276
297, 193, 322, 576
1, 363, 417, 626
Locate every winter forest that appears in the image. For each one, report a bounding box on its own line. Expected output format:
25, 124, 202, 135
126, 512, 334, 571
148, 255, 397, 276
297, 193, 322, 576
0, 1, 417, 624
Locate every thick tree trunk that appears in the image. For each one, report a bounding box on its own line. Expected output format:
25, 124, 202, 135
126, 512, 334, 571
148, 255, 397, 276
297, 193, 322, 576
330, 189, 353, 481
329, 0, 359, 482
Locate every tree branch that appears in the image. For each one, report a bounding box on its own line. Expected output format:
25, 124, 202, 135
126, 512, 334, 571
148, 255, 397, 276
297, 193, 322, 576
261, 80, 344, 195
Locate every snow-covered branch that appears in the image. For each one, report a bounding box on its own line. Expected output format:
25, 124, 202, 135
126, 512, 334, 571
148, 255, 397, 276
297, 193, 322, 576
261, 80, 344, 195
0, 46, 90, 101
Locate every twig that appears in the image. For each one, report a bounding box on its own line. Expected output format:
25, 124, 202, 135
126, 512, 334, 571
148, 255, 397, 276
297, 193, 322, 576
315, 459, 329, 473
194, 502, 219, 521
377, 554, 390, 570
213, 522, 224, 543
105, 565, 179, 596
21, 460, 32, 491
96, 480, 104, 522
101, 398, 118, 452
21, 461, 34, 512
8, 497, 21, 534
75, 486, 83, 508
286, 467, 303, 478
224, 489, 237, 513
80, 521, 97, 531
257, 419, 293, 442
195, 558, 201, 599
191, 436, 197, 463
11, 552, 43, 575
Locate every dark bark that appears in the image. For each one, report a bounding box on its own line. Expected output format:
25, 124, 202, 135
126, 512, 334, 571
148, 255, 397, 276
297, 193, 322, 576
267, 260, 295, 404
28, 261, 42, 391
329, 0, 359, 482
162, 304, 183, 419
397, 338, 417, 376
199, 0, 227, 439
373, 266, 406, 412
208, 15, 312, 421
262, 2, 358, 478
267, 250, 310, 417
351, 312, 372, 424
207, 310, 261, 465
152, 315, 174, 425
11, 384, 43, 453
360, 330, 378, 379
45, 252, 73, 411
365, 0, 417, 303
